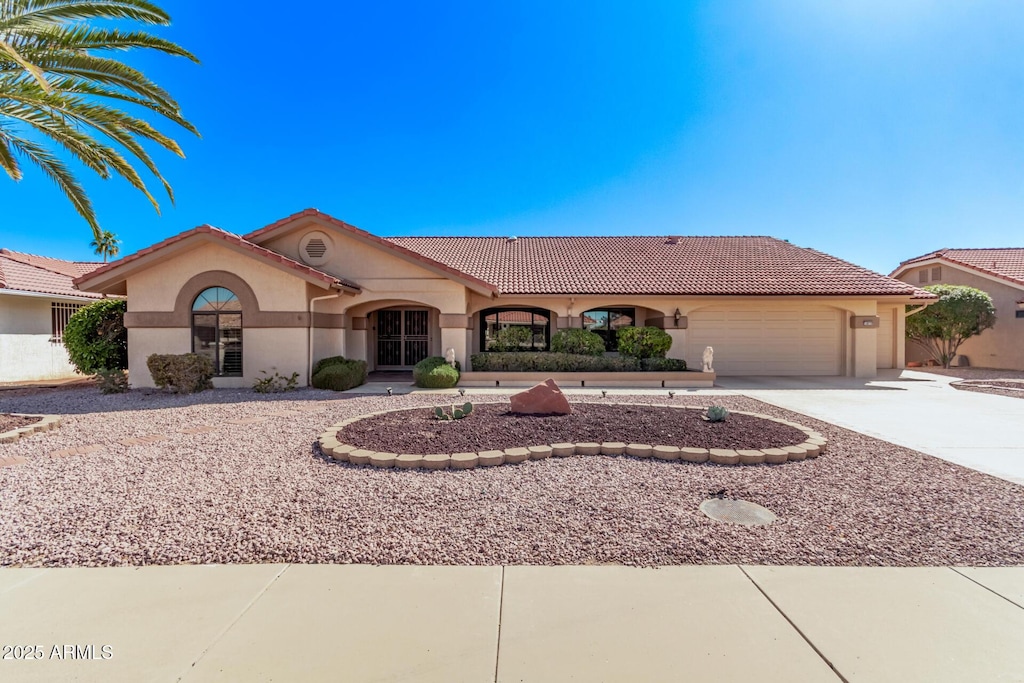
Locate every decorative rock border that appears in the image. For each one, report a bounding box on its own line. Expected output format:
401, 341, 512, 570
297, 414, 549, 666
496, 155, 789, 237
316, 404, 828, 470
0, 414, 62, 444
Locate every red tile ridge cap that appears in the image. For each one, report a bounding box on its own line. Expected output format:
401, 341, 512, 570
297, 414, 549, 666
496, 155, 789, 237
244, 208, 498, 294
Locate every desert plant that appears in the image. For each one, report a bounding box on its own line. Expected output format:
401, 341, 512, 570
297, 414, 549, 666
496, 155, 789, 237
94, 368, 129, 394
253, 370, 299, 393
435, 402, 474, 420
147, 353, 213, 393
705, 405, 730, 422
311, 359, 367, 391
906, 285, 997, 368
62, 298, 128, 374
616, 326, 672, 359
488, 325, 533, 352
413, 356, 461, 388
550, 328, 605, 356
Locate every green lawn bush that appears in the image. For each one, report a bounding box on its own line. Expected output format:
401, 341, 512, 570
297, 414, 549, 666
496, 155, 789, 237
62, 299, 128, 374
413, 356, 461, 388
147, 353, 214, 393
640, 357, 687, 371
311, 359, 367, 391
616, 326, 672, 359
471, 352, 641, 372
550, 329, 605, 356
488, 326, 533, 351
311, 355, 349, 377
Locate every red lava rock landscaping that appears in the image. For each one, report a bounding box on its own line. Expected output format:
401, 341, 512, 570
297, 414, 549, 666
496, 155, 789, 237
508, 379, 573, 415
337, 403, 809, 454
0, 414, 38, 433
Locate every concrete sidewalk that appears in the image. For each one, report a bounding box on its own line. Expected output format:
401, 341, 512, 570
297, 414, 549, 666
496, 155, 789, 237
1, 564, 1022, 682
718, 371, 1024, 485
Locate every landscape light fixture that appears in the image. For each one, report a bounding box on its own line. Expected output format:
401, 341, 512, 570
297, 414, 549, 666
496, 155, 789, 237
668, 391, 675, 398
458, 388, 466, 397
386, 386, 393, 396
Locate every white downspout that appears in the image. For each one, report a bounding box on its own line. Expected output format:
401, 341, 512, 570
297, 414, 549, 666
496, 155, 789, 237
309, 289, 344, 384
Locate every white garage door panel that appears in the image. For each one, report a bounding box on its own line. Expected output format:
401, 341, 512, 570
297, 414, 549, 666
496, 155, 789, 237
689, 308, 842, 376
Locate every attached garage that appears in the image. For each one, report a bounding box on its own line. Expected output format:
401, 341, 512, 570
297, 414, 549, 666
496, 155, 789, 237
688, 306, 843, 376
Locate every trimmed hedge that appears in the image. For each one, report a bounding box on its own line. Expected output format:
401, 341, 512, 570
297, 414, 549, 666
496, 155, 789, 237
311, 359, 367, 391
488, 326, 533, 352
62, 298, 128, 374
311, 355, 349, 377
616, 326, 672, 359
640, 357, 687, 371
413, 356, 461, 388
550, 329, 605, 356
147, 353, 214, 394
471, 352, 641, 372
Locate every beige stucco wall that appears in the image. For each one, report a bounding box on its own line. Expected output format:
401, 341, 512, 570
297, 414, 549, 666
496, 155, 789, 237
898, 265, 1023, 370
0, 294, 84, 382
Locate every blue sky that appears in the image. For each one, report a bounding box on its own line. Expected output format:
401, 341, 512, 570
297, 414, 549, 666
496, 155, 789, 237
2, 0, 1022, 274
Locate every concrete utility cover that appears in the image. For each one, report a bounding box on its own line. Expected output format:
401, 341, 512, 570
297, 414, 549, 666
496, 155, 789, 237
700, 498, 777, 526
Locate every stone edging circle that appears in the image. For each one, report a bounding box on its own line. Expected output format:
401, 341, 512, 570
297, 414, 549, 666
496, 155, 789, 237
316, 404, 827, 470
0, 414, 62, 444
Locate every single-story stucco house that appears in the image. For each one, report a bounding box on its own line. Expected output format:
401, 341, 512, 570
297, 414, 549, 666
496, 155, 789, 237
74, 209, 935, 388
891, 248, 1024, 370
0, 249, 104, 383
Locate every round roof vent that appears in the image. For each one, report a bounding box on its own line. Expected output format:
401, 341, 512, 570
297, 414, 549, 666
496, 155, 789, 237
298, 230, 333, 267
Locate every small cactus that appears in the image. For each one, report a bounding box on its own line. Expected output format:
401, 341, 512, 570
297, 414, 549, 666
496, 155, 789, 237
434, 401, 474, 420
706, 405, 730, 422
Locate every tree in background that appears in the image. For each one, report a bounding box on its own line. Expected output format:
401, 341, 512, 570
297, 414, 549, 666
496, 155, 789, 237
906, 285, 996, 368
0, 0, 199, 241
89, 229, 119, 262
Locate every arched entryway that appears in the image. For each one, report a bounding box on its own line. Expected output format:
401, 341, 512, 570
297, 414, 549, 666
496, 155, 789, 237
373, 306, 433, 369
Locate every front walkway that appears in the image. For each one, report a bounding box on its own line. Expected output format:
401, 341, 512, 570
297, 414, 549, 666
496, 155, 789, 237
717, 370, 1024, 485
0, 564, 1022, 682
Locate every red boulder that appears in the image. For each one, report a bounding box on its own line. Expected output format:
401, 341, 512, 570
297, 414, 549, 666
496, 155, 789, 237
509, 379, 572, 416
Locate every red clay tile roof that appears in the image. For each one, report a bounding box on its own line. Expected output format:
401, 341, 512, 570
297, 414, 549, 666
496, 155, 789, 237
896, 248, 1024, 289
75, 225, 362, 292
0, 250, 104, 299
386, 235, 931, 297
244, 208, 498, 295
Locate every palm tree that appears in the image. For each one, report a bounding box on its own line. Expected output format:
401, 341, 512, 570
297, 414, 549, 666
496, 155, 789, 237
89, 229, 119, 262
0, 0, 199, 241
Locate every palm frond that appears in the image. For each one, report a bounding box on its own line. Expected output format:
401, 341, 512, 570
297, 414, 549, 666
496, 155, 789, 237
0, 134, 23, 179
0, 0, 170, 31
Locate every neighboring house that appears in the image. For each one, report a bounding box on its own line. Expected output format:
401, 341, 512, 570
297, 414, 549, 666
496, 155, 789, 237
891, 248, 1024, 370
0, 249, 104, 383
74, 209, 934, 388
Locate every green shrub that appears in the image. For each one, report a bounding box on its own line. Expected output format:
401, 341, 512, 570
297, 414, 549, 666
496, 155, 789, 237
470, 352, 641, 372
640, 357, 687, 371
311, 355, 349, 377
311, 359, 367, 391
616, 326, 672, 359
253, 370, 299, 393
413, 356, 461, 388
62, 299, 128, 374
94, 368, 129, 394
489, 326, 533, 352
706, 405, 730, 422
550, 329, 605, 356
147, 353, 214, 394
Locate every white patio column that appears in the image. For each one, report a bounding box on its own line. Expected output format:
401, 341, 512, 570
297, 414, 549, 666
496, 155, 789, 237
439, 314, 471, 370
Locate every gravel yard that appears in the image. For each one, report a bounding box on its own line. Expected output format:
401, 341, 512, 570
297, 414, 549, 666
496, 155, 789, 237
0, 414, 38, 433
1, 386, 1023, 568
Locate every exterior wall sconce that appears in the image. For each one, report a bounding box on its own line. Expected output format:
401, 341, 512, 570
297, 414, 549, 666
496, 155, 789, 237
674, 308, 682, 325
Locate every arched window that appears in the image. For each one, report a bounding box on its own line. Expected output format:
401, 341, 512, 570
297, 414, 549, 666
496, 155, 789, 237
480, 307, 550, 351
192, 287, 242, 376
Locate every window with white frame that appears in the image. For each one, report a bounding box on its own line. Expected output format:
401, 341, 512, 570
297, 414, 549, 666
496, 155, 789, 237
51, 302, 85, 342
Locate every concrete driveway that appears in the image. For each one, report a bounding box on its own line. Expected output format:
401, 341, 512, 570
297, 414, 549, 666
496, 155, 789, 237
717, 370, 1024, 485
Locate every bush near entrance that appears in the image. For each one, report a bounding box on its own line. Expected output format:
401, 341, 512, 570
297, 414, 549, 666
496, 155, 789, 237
906, 285, 997, 368
62, 299, 128, 374
616, 326, 672, 359
550, 329, 605, 356
147, 353, 213, 394
311, 358, 367, 391
414, 356, 461, 388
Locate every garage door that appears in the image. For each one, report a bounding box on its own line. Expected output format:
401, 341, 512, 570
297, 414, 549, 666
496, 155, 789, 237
876, 308, 894, 370
688, 307, 843, 376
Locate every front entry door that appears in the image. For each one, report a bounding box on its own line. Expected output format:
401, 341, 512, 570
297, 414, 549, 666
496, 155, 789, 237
376, 309, 430, 368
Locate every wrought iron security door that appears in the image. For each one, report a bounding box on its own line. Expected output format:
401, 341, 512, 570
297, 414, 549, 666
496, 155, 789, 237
376, 309, 429, 367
